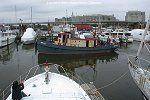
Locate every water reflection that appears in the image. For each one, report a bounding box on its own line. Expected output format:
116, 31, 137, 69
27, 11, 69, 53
22, 44, 37, 55
22, 44, 35, 51
119, 43, 133, 49
0, 43, 15, 64
38, 52, 119, 73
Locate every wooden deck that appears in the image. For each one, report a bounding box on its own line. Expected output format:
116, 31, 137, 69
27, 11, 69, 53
81, 82, 105, 100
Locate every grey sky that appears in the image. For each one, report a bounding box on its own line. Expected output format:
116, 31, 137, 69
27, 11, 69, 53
0, 0, 149, 23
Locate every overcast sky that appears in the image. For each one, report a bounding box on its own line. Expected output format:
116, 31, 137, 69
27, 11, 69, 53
0, 0, 149, 23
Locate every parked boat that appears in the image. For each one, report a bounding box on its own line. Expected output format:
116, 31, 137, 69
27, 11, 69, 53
0, 25, 16, 47
128, 15, 150, 100
3, 63, 104, 100
99, 33, 120, 44
21, 28, 37, 44
130, 29, 150, 42
111, 29, 133, 43
37, 31, 118, 54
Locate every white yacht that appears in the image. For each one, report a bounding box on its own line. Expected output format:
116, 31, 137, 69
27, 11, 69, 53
3, 63, 104, 100
111, 29, 133, 43
100, 31, 120, 43
130, 29, 150, 42
0, 25, 16, 47
21, 28, 37, 44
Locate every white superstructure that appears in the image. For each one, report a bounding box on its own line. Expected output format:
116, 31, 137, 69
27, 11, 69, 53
111, 29, 133, 43
0, 25, 16, 47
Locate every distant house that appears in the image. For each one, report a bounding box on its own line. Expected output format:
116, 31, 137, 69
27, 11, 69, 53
73, 24, 93, 31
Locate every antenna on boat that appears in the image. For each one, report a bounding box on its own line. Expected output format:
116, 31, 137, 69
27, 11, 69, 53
136, 14, 150, 57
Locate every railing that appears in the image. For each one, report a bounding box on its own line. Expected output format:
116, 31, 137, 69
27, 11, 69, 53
128, 55, 150, 70
0, 63, 98, 100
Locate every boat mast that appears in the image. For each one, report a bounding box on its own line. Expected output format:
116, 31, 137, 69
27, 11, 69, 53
15, 5, 18, 30
136, 14, 150, 57
31, 7, 32, 27
98, 15, 101, 33
66, 9, 68, 25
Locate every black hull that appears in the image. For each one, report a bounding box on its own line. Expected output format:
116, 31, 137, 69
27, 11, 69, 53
37, 40, 118, 54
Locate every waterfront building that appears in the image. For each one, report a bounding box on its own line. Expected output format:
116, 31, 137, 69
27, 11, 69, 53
55, 14, 117, 23
125, 11, 145, 22
55, 17, 72, 23
71, 14, 117, 22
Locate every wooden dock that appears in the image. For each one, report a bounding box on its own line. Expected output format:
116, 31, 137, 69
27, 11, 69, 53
81, 82, 105, 100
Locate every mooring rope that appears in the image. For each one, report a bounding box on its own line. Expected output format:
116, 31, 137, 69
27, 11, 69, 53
95, 50, 130, 90
145, 42, 150, 54
97, 69, 129, 90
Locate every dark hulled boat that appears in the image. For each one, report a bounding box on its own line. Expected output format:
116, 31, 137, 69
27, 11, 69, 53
37, 31, 118, 54
37, 40, 118, 54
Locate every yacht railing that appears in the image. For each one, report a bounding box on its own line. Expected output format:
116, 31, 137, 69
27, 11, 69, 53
0, 63, 99, 100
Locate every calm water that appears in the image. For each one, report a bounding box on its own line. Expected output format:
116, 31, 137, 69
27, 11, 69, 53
0, 41, 149, 100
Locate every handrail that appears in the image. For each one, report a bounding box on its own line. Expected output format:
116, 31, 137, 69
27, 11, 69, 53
127, 55, 150, 64
0, 63, 99, 100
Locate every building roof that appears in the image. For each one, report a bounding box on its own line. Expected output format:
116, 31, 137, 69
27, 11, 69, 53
73, 24, 93, 30
57, 32, 70, 35
69, 37, 97, 41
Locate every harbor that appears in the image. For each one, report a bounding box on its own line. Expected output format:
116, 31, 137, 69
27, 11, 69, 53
0, 41, 148, 100
0, 0, 150, 100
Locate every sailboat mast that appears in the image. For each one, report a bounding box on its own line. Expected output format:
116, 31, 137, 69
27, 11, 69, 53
136, 14, 150, 57
15, 6, 17, 28
31, 7, 32, 26
66, 9, 68, 25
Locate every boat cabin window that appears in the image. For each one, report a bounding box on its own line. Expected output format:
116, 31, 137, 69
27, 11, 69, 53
125, 33, 131, 36
118, 33, 123, 35
139, 33, 142, 35
106, 33, 109, 35
111, 33, 117, 35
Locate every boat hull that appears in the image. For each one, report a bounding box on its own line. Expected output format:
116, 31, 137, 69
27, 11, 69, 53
128, 57, 150, 100
21, 39, 35, 45
37, 40, 118, 54
0, 36, 16, 47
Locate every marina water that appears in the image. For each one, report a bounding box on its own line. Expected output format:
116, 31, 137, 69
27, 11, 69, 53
0, 41, 148, 100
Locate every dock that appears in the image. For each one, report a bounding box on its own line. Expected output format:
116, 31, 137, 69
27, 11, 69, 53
81, 82, 105, 100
